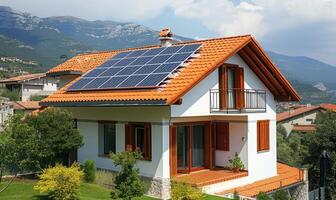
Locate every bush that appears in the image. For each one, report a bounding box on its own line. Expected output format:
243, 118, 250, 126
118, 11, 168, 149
0, 88, 20, 101
272, 189, 290, 200
83, 160, 96, 183
34, 163, 84, 200
110, 151, 146, 200
229, 153, 244, 172
171, 182, 203, 200
256, 192, 272, 200
29, 95, 45, 101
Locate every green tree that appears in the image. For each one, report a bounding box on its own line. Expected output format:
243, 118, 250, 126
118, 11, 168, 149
303, 111, 336, 196
25, 108, 83, 167
110, 151, 145, 200
256, 192, 272, 200
272, 189, 290, 200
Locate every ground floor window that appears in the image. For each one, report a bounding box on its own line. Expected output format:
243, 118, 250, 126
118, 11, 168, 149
125, 123, 152, 161
98, 122, 116, 155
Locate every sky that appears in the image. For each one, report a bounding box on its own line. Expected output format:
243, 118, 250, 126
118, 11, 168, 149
0, 0, 336, 65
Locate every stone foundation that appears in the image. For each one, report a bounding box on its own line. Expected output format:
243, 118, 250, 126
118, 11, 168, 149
147, 177, 171, 200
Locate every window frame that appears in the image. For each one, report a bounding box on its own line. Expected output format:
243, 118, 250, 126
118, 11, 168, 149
98, 121, 116, 157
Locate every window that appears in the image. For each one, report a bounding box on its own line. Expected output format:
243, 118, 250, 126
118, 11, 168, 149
98, 122, 116, 155
215, 122, 229, 151
125, 123, 151, 160
257, 120, 270, 151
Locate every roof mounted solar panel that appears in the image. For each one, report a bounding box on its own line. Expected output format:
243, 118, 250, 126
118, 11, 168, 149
67, 43, 201, 91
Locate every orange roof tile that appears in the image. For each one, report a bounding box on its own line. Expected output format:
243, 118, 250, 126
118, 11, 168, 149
277, 106, 321, 122
320, 103, 336, 112
0, 73, 45, 83
217, 163, 305, 197
42, 35, 300, 106
11, 101, 41, 110
292, 124, 316, 132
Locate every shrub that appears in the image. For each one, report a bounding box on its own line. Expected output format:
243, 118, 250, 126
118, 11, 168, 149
29, 95, 45, 101
171, 182, 203, 200
229, 153, 244, 172
256, 192, 272, 200
110, 151, 145, 200
34, 163, 84, 200
83, 160, 96, 183
0, 88, 20, 101
272, 189, 290, 200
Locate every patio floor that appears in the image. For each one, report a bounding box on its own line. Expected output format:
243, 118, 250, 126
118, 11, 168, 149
172, 168, 248, 187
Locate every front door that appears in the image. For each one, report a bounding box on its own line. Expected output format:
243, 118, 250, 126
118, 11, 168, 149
177, 125, 205, 173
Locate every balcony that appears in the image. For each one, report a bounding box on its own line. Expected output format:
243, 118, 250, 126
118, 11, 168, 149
210, 89, 266, 113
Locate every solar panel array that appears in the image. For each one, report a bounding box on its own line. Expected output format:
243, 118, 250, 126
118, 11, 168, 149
67, 43, 202, 91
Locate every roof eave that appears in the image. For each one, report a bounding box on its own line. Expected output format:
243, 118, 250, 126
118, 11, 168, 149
40, 100, 167, 107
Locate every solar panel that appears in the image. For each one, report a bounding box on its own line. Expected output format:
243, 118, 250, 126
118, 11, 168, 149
67, 43, 201, 91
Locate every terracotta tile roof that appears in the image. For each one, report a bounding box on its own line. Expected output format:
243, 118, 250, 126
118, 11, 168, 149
292, 124, 316, 132
277, 106, 321, 122
0, 73, 45, 84
42, 35, 300, 106
320, 103, 336, 112
11, 101, 41, 110
217, 163, 305, 197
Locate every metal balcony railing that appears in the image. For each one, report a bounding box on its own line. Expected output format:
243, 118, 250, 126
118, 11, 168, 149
210, 89, 267, 113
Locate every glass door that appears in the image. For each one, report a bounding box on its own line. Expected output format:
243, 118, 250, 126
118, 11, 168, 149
177, 126, 190, 172
192, 125, 205, 169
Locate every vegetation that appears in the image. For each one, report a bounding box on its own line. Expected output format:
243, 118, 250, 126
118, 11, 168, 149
256, 192, 272, 200
229, 153, 244, 172
0, 88, 20, 101
110, 151, 146, 200
272, 189, 290, 200
29, 95, 45, 101
83, 160, 96, 183
171, 182, 204, 200
34, 164, 84, 200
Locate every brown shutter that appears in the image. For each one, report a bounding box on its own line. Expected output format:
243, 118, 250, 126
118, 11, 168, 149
216, 122, 229, 151
125, 124, 135, 151
234, 67, 245, 109
257, 120, 270, 151
144, 123, 152, 161
219, 66, 227, 109
170, 125, 177, 176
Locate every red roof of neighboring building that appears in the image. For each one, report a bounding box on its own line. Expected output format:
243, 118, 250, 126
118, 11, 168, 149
12, 101, 41, 110
292, 124, 316, 132
41, 35, 300, 106
320, 103, 336, 112
0, 73, 46, 84
277, 106, 322, 122
218, 163, 305, 197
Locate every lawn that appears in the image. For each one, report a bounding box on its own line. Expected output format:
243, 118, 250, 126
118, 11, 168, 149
0, 180, 229, 200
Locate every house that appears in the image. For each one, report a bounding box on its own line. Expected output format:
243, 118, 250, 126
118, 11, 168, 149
0, 73, 58, 101
41, 31, 307, 199
0, 97, 13, 131
277, 103, 336, 135
11, 101, 41, 115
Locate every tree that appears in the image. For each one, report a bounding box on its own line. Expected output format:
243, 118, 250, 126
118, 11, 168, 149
25, 108, 83, 167
256, 192, 272, 200
303, 111, 336, 197
110, 151, 145, 200
272, 189, 290, 200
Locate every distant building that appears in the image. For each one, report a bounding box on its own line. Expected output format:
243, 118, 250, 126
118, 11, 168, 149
0, 73, 58, 101
0, 97, 13, 131
277, 103, 336, 135
11, 101, 41, 115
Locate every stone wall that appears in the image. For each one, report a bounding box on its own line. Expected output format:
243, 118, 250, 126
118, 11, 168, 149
147, 177, 171, 200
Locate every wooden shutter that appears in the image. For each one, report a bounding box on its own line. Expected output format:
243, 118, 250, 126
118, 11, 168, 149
125, 124, 135, 151
144, 123, 152, 161
257, 120, 270, 151
216, 122, 229, 151
234, 67, 245, 109
169, 125, 177, 175
218, 66, 227, 109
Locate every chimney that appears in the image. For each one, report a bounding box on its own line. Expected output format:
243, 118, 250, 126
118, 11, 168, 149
159, 28, 173, 47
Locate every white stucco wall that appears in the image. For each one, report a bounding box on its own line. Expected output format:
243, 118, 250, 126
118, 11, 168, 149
21, 77, 58, 101
280, 110, 319, 134
66, 106, 171, 178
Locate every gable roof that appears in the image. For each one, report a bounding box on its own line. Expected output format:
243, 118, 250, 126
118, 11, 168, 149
12, 101, 41, 110
277, 105, 322, 122
41, 35, 300, 106
0, 73, 46, 84
320, 103, 336, 112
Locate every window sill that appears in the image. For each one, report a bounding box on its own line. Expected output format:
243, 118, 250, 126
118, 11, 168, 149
98, 154, 111, 159
257, 149, 270, 153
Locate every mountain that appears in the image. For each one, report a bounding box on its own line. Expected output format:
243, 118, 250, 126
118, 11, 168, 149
0, 6, 336, 103
0, 6, 188, 69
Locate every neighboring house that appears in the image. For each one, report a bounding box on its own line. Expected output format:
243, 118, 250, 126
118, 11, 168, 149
41, 32, 307, 199
0, 73, 58, 101
11, 101, 41, 115
0, 97, 13, 131
277, 103, 336, 135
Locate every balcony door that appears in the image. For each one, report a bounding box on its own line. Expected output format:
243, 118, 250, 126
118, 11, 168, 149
219, 64, 245, 109
177, 124, 205, 173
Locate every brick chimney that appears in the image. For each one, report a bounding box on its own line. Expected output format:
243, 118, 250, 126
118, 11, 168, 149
159, 28, 173, 47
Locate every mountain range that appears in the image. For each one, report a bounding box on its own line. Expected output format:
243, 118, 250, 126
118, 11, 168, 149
0, 5, 335, 104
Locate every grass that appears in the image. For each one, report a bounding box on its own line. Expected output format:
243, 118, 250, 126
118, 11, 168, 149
0, 180, 229, 200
